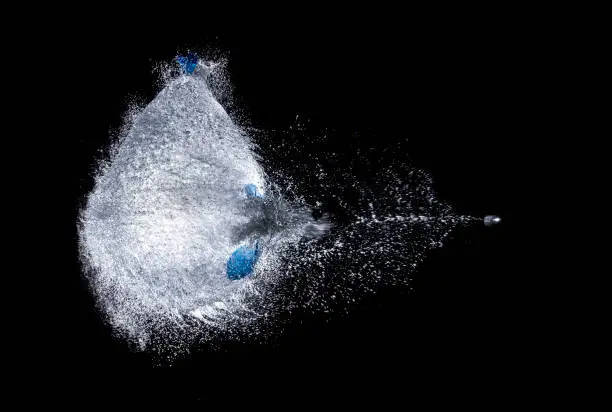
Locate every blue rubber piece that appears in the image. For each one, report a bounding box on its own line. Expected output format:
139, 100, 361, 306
176, 53, 198, 74
244, 184, 263, 199
227, 241, 261, 280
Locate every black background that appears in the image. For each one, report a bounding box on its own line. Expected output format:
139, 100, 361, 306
28, 17, 543, 399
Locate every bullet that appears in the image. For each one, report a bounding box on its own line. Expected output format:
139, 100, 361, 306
484, 215, 501, 226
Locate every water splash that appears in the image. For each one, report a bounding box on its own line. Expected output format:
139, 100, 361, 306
78, 55, 479, 358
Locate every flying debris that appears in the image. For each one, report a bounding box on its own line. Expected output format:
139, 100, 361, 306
244, 183, 264, 199
176, 53, 199, 74
227, 240, 262, 280
226, 184, 265, 280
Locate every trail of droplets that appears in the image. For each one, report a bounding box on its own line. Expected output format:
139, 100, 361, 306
252, 139, 479, 318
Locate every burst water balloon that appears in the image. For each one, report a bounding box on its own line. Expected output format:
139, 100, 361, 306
78, 54, 488, 356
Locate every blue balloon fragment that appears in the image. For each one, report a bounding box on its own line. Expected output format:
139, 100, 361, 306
226, 184, 264, 280
244, 183, 263, 199
176, 53, 198, 74
227, 241, 261, 280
